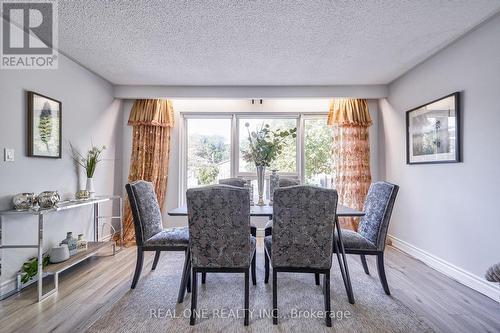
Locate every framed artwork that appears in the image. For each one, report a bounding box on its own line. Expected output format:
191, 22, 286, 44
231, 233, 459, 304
27, 91, 62, 158
406, 92, 460, 164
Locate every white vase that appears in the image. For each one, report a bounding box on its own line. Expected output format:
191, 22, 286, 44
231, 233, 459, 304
86, 178, 95, 197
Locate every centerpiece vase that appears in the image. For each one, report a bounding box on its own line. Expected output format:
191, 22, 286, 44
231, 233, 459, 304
256, 165, 266, 206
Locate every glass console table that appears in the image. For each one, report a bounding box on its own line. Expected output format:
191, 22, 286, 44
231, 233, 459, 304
0, 195, 123, 302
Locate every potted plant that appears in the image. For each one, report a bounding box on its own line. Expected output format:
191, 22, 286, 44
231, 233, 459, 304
241, 123, 296, 205
71, 143, 106, 197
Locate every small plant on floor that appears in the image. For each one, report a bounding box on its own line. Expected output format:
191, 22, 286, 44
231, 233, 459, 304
20, 255, 50, 284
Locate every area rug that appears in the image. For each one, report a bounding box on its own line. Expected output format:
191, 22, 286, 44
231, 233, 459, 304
87, 247, 433, 333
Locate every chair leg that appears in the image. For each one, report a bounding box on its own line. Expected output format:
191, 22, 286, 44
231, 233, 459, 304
151, 250, 161, 271
190, 268, 198, 325
360, 254, 370, 275
264, 250, 270, 284
251, 250, 257, 286
186, 260, 191, 293
131, 247, 144, 289
244, 269, 250, 326
202, 272, 206, 284
177, 249, 190, 303
324, 272, 332, 327
377, 253, 391, 295
272, 269, 278, 325
315, 273, 320, 285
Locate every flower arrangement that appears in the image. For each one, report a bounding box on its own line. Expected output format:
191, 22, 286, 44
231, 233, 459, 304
71, 143, 106, 178
241, 122, 297, 167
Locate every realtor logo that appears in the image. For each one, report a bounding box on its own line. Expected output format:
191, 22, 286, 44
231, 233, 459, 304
1, 0, 58, 69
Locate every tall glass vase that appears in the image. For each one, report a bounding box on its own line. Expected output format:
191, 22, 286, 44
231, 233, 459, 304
256, 165, 266, 206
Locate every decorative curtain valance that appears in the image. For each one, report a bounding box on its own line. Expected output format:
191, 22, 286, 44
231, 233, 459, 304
327, 98, 372, 127
128, 99, 175, 128
120, 99, 174, 245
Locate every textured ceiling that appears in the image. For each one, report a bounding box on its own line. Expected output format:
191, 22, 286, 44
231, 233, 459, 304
57, 0, 500, 85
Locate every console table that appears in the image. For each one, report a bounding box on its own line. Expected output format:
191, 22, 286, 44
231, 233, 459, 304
0, 195, 123, 302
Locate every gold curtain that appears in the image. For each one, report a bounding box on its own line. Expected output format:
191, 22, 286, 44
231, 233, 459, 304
328, 98, 372, 231
121, 99, 174, 245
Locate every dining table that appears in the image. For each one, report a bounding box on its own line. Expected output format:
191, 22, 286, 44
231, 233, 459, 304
168, 203, 363, 304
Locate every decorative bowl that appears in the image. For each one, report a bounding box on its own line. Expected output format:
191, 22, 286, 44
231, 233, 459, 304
38, 191, 60, 208
49, 244, 70, 263
12, 193, 36, 210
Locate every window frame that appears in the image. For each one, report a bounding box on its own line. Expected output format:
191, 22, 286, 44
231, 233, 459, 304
179, 111, 328, 205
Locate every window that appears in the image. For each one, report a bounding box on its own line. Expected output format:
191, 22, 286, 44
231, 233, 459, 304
304, 118, 334, 187
181, 113, 333, 202
186, 118, 231, 188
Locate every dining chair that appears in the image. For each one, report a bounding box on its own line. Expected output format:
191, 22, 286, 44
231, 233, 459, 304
125, 180, 191, 303
264, 185, 338, 327
264, 178, 301, 237
334, 181, 399, 295
186, 185, 256, 326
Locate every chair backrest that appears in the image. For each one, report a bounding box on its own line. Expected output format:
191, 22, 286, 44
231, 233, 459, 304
272, 185, 338, 269
125, 180, 163, 247
218, 177, 246, 187
186, 185, 252, 268
278, 178, 301, 187
357, 181, 399, 251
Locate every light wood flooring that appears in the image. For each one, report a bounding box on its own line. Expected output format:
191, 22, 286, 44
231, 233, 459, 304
0, 240, 499, 333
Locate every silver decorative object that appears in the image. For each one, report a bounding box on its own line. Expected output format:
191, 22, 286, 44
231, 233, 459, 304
12, 193, 36, 210
75, 189, 91, 200
37, 191, 60, 208
256, 165, 266, 206
269, 169, 279, 206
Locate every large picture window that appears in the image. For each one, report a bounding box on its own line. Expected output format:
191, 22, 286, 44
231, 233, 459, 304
181, 113, 333, 201
186, 118, 231, 188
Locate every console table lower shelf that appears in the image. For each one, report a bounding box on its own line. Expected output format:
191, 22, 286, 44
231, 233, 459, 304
18, 241, 116, 301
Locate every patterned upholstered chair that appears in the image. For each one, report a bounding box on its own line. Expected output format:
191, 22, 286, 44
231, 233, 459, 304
125, 181, 190, 303
186, 185, 256, 326
219, 177, 247, 187
264, 185, 338, 327
335, 181, 399, 295
264, 178, 301, 236
278, 177, 301, 188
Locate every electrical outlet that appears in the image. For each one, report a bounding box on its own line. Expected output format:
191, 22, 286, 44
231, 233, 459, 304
4, 148, 14, 162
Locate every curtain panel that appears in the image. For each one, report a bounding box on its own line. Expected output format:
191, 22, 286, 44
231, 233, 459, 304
122, 99, 174, 245
328, 98, 372, 231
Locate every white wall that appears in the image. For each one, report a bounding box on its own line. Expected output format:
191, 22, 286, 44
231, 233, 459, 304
379, 14, 500, 300
0, 51, 122, 296
122, 98, 380, 229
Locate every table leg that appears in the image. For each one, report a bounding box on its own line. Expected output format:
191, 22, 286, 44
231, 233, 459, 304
37, 214, 44, 301
334, 216, 355, 304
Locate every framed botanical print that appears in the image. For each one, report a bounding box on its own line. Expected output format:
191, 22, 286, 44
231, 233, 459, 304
406, 92, 460, 164
27, 91, 62, 158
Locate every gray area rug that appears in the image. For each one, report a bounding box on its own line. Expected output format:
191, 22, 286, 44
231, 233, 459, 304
87, 247, 433, 333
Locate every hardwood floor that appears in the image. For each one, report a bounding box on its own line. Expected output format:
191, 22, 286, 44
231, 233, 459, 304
0, 241, 498, 333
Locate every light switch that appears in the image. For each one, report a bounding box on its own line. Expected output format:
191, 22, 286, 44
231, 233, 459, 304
4, 148, 14, 162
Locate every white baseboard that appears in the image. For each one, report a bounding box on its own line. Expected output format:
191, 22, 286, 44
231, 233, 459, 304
388, 235, 500, 303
